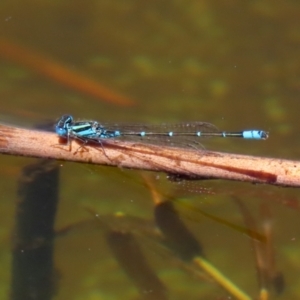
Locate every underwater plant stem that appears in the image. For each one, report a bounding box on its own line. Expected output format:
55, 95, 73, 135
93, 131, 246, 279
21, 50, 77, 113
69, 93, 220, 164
11, 159, 59, 300
0, 123, 300, 187
193, 257, 252, 300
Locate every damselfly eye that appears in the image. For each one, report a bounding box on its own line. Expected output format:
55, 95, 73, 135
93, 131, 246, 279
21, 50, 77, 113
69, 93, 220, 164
55, 126, 68, 137
56, 115, 74, 137
61, 115, 73, 125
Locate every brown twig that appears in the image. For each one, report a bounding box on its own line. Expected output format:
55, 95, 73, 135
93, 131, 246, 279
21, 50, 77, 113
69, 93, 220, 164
0, 38, 134, 106
0, 123, 299, 187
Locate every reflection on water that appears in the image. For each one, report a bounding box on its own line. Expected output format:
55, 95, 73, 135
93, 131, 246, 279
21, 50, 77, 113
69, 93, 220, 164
1, 0, 300, 299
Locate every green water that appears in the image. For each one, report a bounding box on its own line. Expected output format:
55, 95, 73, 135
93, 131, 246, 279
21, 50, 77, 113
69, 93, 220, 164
0, 0, 300, 299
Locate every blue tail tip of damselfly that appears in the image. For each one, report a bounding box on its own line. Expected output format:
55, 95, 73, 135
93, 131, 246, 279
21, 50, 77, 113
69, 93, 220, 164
242, 130, 269, 140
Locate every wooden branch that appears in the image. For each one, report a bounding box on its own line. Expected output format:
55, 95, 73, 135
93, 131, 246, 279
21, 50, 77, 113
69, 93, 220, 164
0, 123, 299, 187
